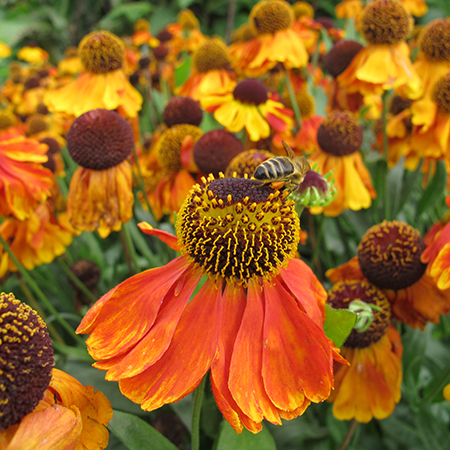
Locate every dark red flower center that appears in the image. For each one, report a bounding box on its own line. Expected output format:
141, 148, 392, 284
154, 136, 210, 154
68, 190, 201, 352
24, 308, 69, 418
233, 79, 269, 105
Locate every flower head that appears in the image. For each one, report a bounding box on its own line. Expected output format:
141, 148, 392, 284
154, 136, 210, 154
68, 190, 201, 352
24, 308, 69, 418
162, 96, 203, 127
45, 31, 142, 118
308, 111, 375, 216
66, 109, 135, 237
327, 282, 402, 422
201, 78, 293, 142
77, 175, 340, 433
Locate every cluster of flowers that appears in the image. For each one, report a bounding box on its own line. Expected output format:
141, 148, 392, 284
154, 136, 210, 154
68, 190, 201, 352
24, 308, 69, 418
1, 0, 450, 448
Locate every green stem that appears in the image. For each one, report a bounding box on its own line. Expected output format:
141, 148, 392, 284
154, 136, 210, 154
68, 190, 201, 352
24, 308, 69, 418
0, 234, 84, 345
309, 212, 324, 281
382, 91, 390, 220
120, 223, 139, 275
132, 146, 157, 226
191, 375, 207, 450
56, 257, 98, 304
284, 65, 302, 131
338, 419, 359, 450
17, 276, 65, 345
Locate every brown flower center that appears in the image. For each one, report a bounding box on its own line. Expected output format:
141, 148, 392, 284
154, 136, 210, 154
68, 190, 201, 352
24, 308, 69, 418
177, 175, 300, 285
250, 0, 294, 35
163, 97, 203, 128
193, 129, 244, 177
67, 109, 134, 170
284, 90, 315, 118
233, 79, 269, 105
432, 73, 450, 115
324, 40, 364, 78
420, 19, 450, 62
193, 40, 230, 73
360, 0, 411, 45
317, 111, 363, 156
358, 220, 426, 290
0, 110, 16, 130
178, 9, 200, 30
389, 94, 412, 116
0, 293, 54, 431
327, 281, 391, 348
292, 1, 314, 19
79, 30, 124, 74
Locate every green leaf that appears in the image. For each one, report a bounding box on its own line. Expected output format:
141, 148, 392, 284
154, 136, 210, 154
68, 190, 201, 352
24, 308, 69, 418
175, 56, 192, 88
323, 304, 356, 348
417, 160, 446, 217
108, 410, 179, 450
215, 420, 277, 450
177, 0, 196, 8
97, 2, 153, 30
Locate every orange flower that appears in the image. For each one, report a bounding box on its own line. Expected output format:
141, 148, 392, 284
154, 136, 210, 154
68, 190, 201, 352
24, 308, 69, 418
0, 202, 75, 277
0, 133, 53, 220
0, 292, 112, 450
65, 109, 135, 237
337, 1, 420, 98
422, 197, 450, 290
327, 221, 450, 330
132, 19, 160, 47
308, 111, 376, 216
45, 31, 142, 118
327, 282, 402, 422
201, 79, 293, 142
175, 38, 236, 101
77, 176, 344, 433
400, 0, 428, 17
410, 72, 450, 161
57, 46, 84, 75
231, 0, 308, 77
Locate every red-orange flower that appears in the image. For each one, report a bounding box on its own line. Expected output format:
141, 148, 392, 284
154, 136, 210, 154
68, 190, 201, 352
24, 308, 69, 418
77, 176, 343, 433
0, 133, 53, 220
327, 282, 402, 422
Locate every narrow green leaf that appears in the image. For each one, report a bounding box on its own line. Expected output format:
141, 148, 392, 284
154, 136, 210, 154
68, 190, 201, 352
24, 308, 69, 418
417, 160, 446, 217
386, 156, 405, 219
323, 304, 356, 348
216, 420, 276, 450
109, 410, 179, 450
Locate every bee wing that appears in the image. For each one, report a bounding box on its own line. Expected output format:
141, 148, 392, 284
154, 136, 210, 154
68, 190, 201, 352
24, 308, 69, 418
296, 156, 311, 176
281, 140, 296, 159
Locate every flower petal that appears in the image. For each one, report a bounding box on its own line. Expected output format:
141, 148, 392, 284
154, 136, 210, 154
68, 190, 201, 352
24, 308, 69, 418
119, 277, 223, 410
262, 281, 333, 409
137, 222, 180, 251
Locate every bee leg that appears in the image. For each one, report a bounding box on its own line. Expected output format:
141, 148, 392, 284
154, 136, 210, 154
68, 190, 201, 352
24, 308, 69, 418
270, 181, 285, 190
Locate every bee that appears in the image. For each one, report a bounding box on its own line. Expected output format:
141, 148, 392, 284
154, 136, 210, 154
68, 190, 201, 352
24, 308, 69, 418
252, 141, 311, 193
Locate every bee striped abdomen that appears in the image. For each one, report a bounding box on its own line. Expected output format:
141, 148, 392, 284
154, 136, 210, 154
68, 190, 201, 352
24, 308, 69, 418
253, 157, 293, 180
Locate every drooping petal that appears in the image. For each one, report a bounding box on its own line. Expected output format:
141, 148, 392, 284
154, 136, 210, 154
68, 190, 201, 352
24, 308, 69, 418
262, 281, 333, 409
228, 279, 282, 425
278, 258, 327, 327
104, 265, 201, 380
210, 283, 261, 434
77, 256, 191, 360
119, 277, 223, 410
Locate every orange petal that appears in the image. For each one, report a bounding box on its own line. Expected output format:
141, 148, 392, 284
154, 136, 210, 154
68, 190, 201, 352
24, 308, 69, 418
78, 256, 191, 360
278, 258, 326, 327
137, 222, 180, 251
1, 404, 82, 450
104, 265, 201, 380
262, 281, 333, 409
228, 279, 282, 425
210, 283, 261, 434
118, 277, 223, 410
